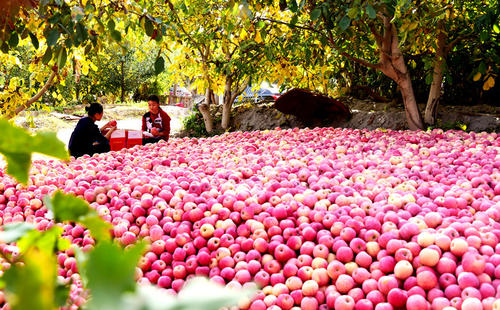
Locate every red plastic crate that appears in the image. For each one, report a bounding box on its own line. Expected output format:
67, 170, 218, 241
110, 129, 126, 151
127, 130, 143, 148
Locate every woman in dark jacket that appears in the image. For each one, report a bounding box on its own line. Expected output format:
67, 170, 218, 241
68, 103, 117, 158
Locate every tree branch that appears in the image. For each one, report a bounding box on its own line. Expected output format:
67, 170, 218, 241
256, 17, 323, 35
341, 52, 380, 70
14, 69, 57, 116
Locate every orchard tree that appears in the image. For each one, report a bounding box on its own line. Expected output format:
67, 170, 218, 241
0, 0, 167, 117
159, 1, 283, 132
250, 0, 498, 129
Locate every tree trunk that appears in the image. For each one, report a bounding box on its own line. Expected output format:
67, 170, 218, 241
424, 23, 447, 125
199, 88, 214, 133
377, 19, 424, 130
120, 59, 125, 103
173, 83, 178, 105
399, 78, 424, 131
221, 76, 233, 130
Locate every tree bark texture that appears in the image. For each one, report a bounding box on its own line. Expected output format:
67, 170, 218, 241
199, 88, 214, 133
377, 18, 424, 130
221, 76, 249, 130
424, 23, 447, 126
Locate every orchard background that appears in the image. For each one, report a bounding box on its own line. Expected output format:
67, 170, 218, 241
0, 1, 500, 310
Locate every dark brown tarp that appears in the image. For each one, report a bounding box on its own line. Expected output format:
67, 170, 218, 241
274, 88, 351, 123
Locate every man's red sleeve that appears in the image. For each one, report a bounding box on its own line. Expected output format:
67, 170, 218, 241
142, 115, 147, 132
161, 112, 171, 140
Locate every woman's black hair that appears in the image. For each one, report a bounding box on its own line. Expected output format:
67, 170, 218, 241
85, 103, 103, 116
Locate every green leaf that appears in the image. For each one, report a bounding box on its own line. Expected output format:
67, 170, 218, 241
172, 277, 256, 310
110, 30, 121, 42
0, 222, 35, 243
55, 283, 70, 307
8, 32, 19, 48
347, 7, 359, 19
57, 47, 67, 69
79, 214, 112, 242
84, 241, 146, 310
144, 19, 154, 37
46, 28, 60, 47
479, 31, 489, 41
287, 0, 298, 13
339, 15, 351, 31
1, 151, 31, 184
46, 191, 93, 222
478, 62, 486, 74
29, 32, 39, 49
494, 24, 500, 34
45, 191, 111, 241
256, 21, 265, 29
154, 56, 165, 75
17, 226, 63, 255
366, 4, 377, 19
3, 248, 57, 310
34, 132, 68, 158
310, 8, 321, 20
107, 19, 115, 30
42, 48, 52, 64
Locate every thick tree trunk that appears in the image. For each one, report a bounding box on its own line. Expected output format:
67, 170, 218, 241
399, 79, 424, 131
199, 88, 214, 133
221, 76, 249, 130
424, 24, 447, 125
377, 19, 424, 130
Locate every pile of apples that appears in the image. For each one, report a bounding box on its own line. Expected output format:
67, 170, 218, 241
1, 127, 500, 309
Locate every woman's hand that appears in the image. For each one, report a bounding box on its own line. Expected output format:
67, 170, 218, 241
104, 126, 117, 140
102, 120, 117, 130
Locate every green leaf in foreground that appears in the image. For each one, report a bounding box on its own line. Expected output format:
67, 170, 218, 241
3, 248, 59, 310
0, 119, 69, 184
17, 226, 63, 254
171, 277, 255, 310
47, 191, 93, 221
0, 222, 35, 243
84, 241, 146, 310
120, 277, 254, 310
45, 191, 111, 241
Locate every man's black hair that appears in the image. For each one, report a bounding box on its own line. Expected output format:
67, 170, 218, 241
148, 95, 160, 104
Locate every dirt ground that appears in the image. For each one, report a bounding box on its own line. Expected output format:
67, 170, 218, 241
228, 97, 500, 133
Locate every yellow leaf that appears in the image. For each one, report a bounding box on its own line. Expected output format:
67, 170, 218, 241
473, 72, 481, 81
255, 31, 262, 43
483, 76, 495, 90
240, 29, 247, 40
89, 62, 98, 71
82, 65, 89, 75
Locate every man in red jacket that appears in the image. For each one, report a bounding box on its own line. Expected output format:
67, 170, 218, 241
142, 95, 171, 144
